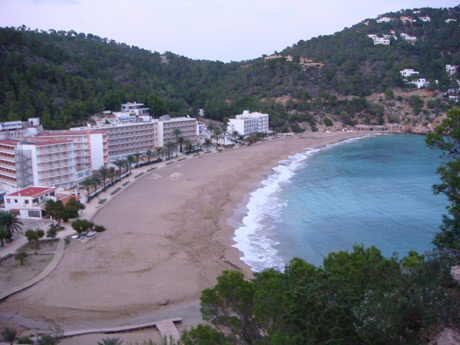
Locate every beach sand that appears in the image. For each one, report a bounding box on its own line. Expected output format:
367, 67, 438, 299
0, 131, 367, 334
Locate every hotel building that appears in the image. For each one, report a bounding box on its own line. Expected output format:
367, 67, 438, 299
227, 110, 269, 137
39, 129, 109, 174
0, 140, 20, 190
0, 138, 80, 191
155, 115, 197, 147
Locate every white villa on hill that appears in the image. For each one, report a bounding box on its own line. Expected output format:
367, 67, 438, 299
400, 69, 419, 77
376, 17, 393, 23
400, 33, 417, 42
410, 78, 429, 89
446, 65, 458, 76
368, 34, 390, 45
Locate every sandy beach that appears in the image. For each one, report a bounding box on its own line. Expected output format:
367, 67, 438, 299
0, 131, 367, 335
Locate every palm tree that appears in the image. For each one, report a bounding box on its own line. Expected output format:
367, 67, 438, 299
0, 211, 23, 240
161, 147, 169, 160
91, 174, 101, 193
79, 177, 93, 197
165, 141, 176, 159
127, 155, 135, 171
213, 126, 222, 148
133, 152, 142, 167
156, 147, 163, 160
204, 138, 212, 152
178, 136, 184, 153
44, 200, 65, 228
173, 128, 182, 150
1, 327, 18, 345
98, 166, 110, 190
113, 159, 125, 176
185, 140, 194, 153
0, 226, 9, 247
97, 338, 123, 345
108, 167, 116, 184
145, 149, 154, 163
231, 130, 239, 142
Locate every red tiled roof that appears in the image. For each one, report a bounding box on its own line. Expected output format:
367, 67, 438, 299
58, 194, 81, 206
8, 186, 56, 198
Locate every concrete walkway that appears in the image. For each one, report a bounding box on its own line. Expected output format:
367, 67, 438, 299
59, 317, 182, 343
0, 239, 65, 302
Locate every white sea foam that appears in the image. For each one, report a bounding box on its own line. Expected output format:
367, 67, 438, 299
231, 135, 374, 272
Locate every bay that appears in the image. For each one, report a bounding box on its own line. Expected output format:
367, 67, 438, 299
233, 134, 447, 271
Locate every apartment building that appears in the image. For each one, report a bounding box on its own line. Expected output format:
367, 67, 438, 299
39, 129, 109, 173
0, 140, 20, 190
15, 138, 78, 190
155, 115, 197, 147
227, 111, 269, 137
103, 120, 156, 160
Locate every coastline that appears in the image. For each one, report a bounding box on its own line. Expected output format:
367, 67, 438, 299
0, 131, 369, 333
227, 133, 375, 272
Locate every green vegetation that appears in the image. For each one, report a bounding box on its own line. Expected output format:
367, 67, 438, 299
183, 247, 459, 345
111, 187, 121, 195
0, 211, 23, 247
426, 108, 460, 250
1, 6, 458, 131
180, 110, 460, 344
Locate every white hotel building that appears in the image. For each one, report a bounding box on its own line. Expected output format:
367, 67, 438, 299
227, 110, 269, 137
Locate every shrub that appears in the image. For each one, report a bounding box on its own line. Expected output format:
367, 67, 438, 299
17, 336, 33, 344
25, 230, 38, 242
14, 251, 28, 266
46, 227, 57, 239
94, 225, 106, 233
323, 117, 333, 127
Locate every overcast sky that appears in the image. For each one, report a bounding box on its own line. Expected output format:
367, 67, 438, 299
0, 0, 458, 62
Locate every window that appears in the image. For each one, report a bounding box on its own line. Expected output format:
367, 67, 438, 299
28, 210, 41, 218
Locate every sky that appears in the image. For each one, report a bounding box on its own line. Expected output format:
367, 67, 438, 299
0, 0, 458, 62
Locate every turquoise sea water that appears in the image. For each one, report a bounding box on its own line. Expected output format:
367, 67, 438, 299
232, 134, 447, 271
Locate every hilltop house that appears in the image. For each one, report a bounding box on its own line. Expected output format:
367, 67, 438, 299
446, 65, 458, 76
367, 34, 390, 45
376, 17, 392, 23
400, 16, 416, 24
400, 33, 417, 42
419, 16, 431, 22
445, 19, 457, 23
400, 69, 419, 77
410, 78, 429, 89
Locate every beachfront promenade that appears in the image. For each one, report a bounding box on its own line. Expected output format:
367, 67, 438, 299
0, 148, 224, 342
0, 149, 221, 259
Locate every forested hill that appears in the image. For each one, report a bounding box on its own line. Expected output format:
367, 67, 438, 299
0, 6, 459, 131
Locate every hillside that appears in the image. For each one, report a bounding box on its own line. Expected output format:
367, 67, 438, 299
0, 6, 459, 131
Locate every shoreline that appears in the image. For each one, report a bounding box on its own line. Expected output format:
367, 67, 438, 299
0, 131, 369, 335
226, 133, 375, 273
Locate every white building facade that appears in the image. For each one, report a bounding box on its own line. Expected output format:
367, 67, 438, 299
227, 111, 269, 137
